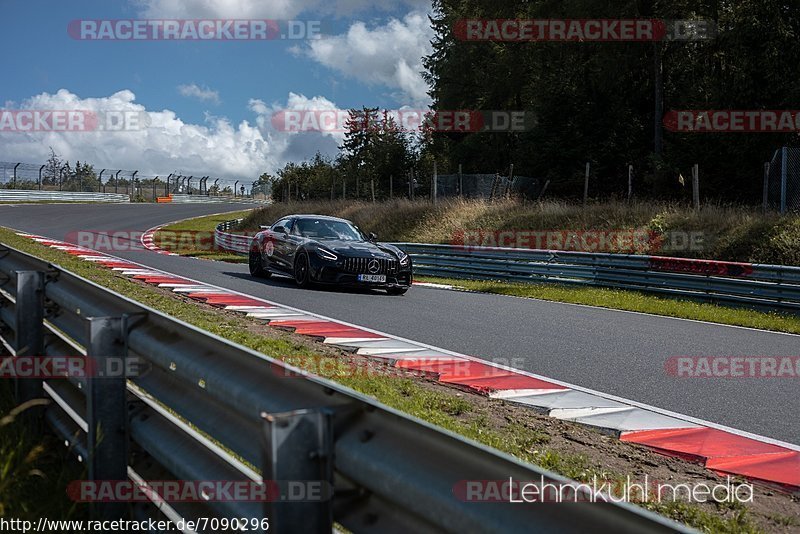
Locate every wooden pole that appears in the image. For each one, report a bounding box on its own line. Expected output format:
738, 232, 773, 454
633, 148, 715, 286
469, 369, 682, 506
583, 162, 590, 205
432, 161, 438, 204
506, 163, 514, 198
627, 165, 633, 201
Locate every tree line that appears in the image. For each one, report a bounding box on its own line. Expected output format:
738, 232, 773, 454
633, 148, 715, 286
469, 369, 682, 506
422, 0, 800, 201
273, 1, 800, 204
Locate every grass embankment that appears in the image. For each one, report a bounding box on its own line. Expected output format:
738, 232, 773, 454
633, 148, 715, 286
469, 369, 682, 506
3, 228, 798, 531
235, 198, 800, 265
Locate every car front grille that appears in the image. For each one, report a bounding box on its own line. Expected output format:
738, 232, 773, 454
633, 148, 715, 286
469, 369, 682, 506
342, 257, 398, 274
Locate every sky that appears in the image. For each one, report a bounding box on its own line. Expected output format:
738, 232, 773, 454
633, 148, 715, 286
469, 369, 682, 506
0, 0, 434, 180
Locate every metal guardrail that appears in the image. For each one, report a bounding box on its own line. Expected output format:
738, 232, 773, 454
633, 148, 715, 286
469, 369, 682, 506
0, 190, 130, 202
213, 222, 800, 313
397, 243, 800, 313
215, 219, 253, 254
170, 194, 269, 205
0, 243, 683, 533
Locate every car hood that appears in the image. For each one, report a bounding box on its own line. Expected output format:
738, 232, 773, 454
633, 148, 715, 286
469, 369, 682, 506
314, 239, 401, 258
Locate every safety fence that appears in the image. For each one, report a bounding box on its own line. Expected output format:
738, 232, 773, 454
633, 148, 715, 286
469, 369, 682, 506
765, 147, 800, 213
0, 243, 683, 533
0, 160, 269, 202
436, 174, 545, 201
214, 222, 800, 314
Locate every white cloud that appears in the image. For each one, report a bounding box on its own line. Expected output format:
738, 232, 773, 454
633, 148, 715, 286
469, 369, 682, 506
134, 0, 430, 19
0, 89, 343, 179
177, 83, 221, 104
296, 12, 434, 105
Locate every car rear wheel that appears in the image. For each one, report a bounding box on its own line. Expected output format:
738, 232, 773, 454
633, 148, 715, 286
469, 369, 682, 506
387, 287, 408, 296
249, 246, 271, 278
294, 251, 311, 288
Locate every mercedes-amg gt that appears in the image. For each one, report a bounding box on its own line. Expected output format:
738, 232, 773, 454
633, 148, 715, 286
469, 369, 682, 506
248, 214, 412, 295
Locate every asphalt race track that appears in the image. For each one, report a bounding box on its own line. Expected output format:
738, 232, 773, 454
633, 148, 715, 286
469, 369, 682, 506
2, 203, 798, 444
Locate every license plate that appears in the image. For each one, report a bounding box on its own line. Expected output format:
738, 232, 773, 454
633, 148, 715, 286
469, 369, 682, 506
357, 274, 386, 283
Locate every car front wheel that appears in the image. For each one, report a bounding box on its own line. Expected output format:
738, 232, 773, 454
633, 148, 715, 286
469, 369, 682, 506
294, 251, 312, 288
249, 246, 271, 278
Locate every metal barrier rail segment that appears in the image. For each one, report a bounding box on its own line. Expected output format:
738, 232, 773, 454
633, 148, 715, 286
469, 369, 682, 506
169, 194, 269, 204
0, 241, 686, 533
0, 191, 130, 202
212, 223, 800, 313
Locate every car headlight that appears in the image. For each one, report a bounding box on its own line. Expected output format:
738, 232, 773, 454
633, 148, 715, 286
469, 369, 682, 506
316, 247, 338, 261
398, 252, 410, 266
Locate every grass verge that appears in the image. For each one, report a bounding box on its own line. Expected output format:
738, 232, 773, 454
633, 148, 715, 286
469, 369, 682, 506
3, 227, 797, 531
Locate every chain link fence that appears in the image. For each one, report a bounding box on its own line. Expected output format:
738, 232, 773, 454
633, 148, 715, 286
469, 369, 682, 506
436, 173, 545, 200
765, 147, 800, 213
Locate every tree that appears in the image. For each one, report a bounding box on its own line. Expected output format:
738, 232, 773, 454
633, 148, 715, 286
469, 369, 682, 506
43, 147, 63, 186
338, 108, 414, 199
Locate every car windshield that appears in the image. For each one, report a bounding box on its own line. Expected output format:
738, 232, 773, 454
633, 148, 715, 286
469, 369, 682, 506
294, 218, 364, 241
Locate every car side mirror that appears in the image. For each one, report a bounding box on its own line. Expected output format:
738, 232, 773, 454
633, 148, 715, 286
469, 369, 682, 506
259, 225, 270, 230
368, 232, 378, 242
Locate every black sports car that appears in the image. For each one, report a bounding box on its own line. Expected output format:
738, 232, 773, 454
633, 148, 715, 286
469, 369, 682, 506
248, 214, 412, 295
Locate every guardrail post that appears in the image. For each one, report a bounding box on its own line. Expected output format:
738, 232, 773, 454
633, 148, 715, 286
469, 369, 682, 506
85, 316, 130, 520
14, 271, 45, 402
262, 409, 334, 534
